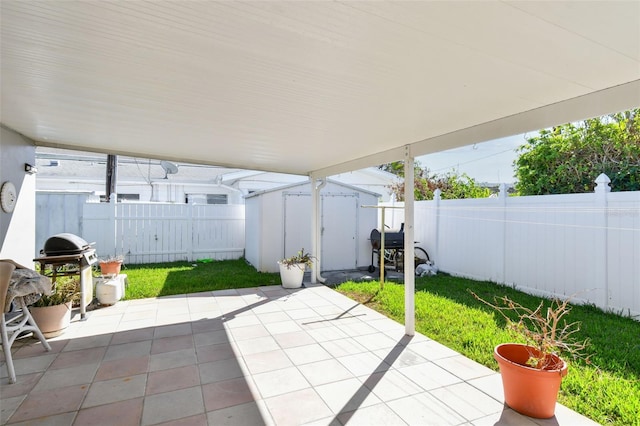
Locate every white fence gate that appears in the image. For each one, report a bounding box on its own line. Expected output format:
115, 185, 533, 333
382, 177, 640, 318
36, 195, 245, 263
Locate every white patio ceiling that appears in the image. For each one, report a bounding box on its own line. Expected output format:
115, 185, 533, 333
1, 1, 639, 178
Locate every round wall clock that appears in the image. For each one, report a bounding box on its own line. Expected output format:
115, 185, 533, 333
1, 181, 17, 213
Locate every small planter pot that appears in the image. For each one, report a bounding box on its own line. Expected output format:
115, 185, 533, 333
278, 262, 306, 289
494, 343, 568, 419
100, 260, 122, 276
29, 302, 73, 338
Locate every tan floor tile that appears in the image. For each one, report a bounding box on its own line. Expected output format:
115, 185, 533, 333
202, 377, 255, 411
151, 334, 194, 355
6, 353, 57, 377
336, 351, 389, 377
0, 371, 42, 399
150, 348, 197, 372
191, 318, 225, 334
320, 338, 367, 358
0, 394, 25, 424
154, 323, 193, 339
75, 397, 143, 426
264, 388, 333, 425
32, 362, 98, 392
206, 401, 267, 426
110, 327, 155, 345
361, 370, 424, 402
234, 336, 280, 355
95, 355, 149, 381
431, 382, 505, 421
156, 413, 208, 426
104, 340, 152, 362
244, 349, 293, 374
195, 342, 236, 364
10, 411, 76, 426
198, 357, 245, 384
314, 377, 382, 414
298, 359, 353, 386
142, 386, 205, 425
230, 324, 270, 341
147, 364, 200, 395
252, 366, 310, 398
284, 343, 332, 365
62, 334, 113, 352
397, 362, 462, 391
387, 392, 466, 425
272, 330, 316, 349
337, 402, 407, 426
8, 384, 88, 423
434, 354, 496, 381
49, 346, 106, 370
193, 329, 230, 346
82, 373, 147, 408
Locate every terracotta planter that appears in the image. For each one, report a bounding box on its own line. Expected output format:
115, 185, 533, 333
278, 262, 305, 289
100, 260, 122, 276
29, 302, 73, 338
494, 343, 568, 419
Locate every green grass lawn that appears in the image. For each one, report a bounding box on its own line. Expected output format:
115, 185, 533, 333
121, 258, 281, 299
337, 276, 640, 426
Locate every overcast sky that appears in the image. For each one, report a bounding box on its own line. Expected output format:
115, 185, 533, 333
416, 133, 532, 184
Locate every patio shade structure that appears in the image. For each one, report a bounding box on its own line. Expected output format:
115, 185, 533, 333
1, 1, 639, 334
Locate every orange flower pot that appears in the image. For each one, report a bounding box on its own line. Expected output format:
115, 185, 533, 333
494, 343, 568, 419
99, 260, 122, 276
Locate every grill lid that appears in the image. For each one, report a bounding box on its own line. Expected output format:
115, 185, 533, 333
43, 233, 93, 255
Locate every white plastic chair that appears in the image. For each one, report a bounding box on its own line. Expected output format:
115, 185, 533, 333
1, 260, 52, 384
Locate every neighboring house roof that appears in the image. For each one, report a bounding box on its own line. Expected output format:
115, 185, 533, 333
35, 148, 396, 199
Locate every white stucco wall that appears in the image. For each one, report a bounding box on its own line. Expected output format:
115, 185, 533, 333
0, 126, 37, 266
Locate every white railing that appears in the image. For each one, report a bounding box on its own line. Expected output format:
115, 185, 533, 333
381, 175, 640, 318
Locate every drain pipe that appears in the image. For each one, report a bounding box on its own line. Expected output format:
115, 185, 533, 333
311, 176, 327, 284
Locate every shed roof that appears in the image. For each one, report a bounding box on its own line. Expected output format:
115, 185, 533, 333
244, 178, 380, 199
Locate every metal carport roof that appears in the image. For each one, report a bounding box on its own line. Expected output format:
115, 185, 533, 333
1, 1, 639, 178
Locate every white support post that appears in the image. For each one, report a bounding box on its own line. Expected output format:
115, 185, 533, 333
311, 176, 318, 284
404, 147, 415, 336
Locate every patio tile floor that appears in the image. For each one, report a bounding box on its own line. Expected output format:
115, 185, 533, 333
1, 283, 597, 425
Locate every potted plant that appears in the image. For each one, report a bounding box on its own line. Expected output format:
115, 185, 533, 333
471, 292, 590, 419
99, 255, 124, 276
30, 276, 80, 337
277, 248, 315, 289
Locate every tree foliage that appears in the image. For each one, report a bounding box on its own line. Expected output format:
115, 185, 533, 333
514, 109, 640, 195
381, 161, 490, 201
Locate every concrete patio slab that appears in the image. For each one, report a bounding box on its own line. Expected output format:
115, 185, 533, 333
1, 283, 598, 425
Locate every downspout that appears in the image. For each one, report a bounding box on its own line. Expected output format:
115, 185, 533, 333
311, 176, 327, 283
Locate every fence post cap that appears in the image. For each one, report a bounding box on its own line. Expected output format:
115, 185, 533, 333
594, 173, 611, 193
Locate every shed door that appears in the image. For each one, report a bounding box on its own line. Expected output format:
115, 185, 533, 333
283, 193, 311, 259
321, 194, 358, 271
284, 192, 358, 271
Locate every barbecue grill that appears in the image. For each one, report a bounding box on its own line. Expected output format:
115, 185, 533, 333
34, 233, 98, 320
369, 224, 404, 272
368, 224, 430, 273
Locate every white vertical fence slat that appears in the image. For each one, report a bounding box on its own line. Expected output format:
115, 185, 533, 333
37, 183, 639, 317
380, 184, 640, 318
36, 197, 245, 264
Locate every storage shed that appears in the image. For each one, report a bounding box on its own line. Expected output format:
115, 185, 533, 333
245, 180, 379, 273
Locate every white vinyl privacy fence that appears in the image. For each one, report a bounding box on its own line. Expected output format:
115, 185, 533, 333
383, 176, 640, 318
36, 194, 244, 263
